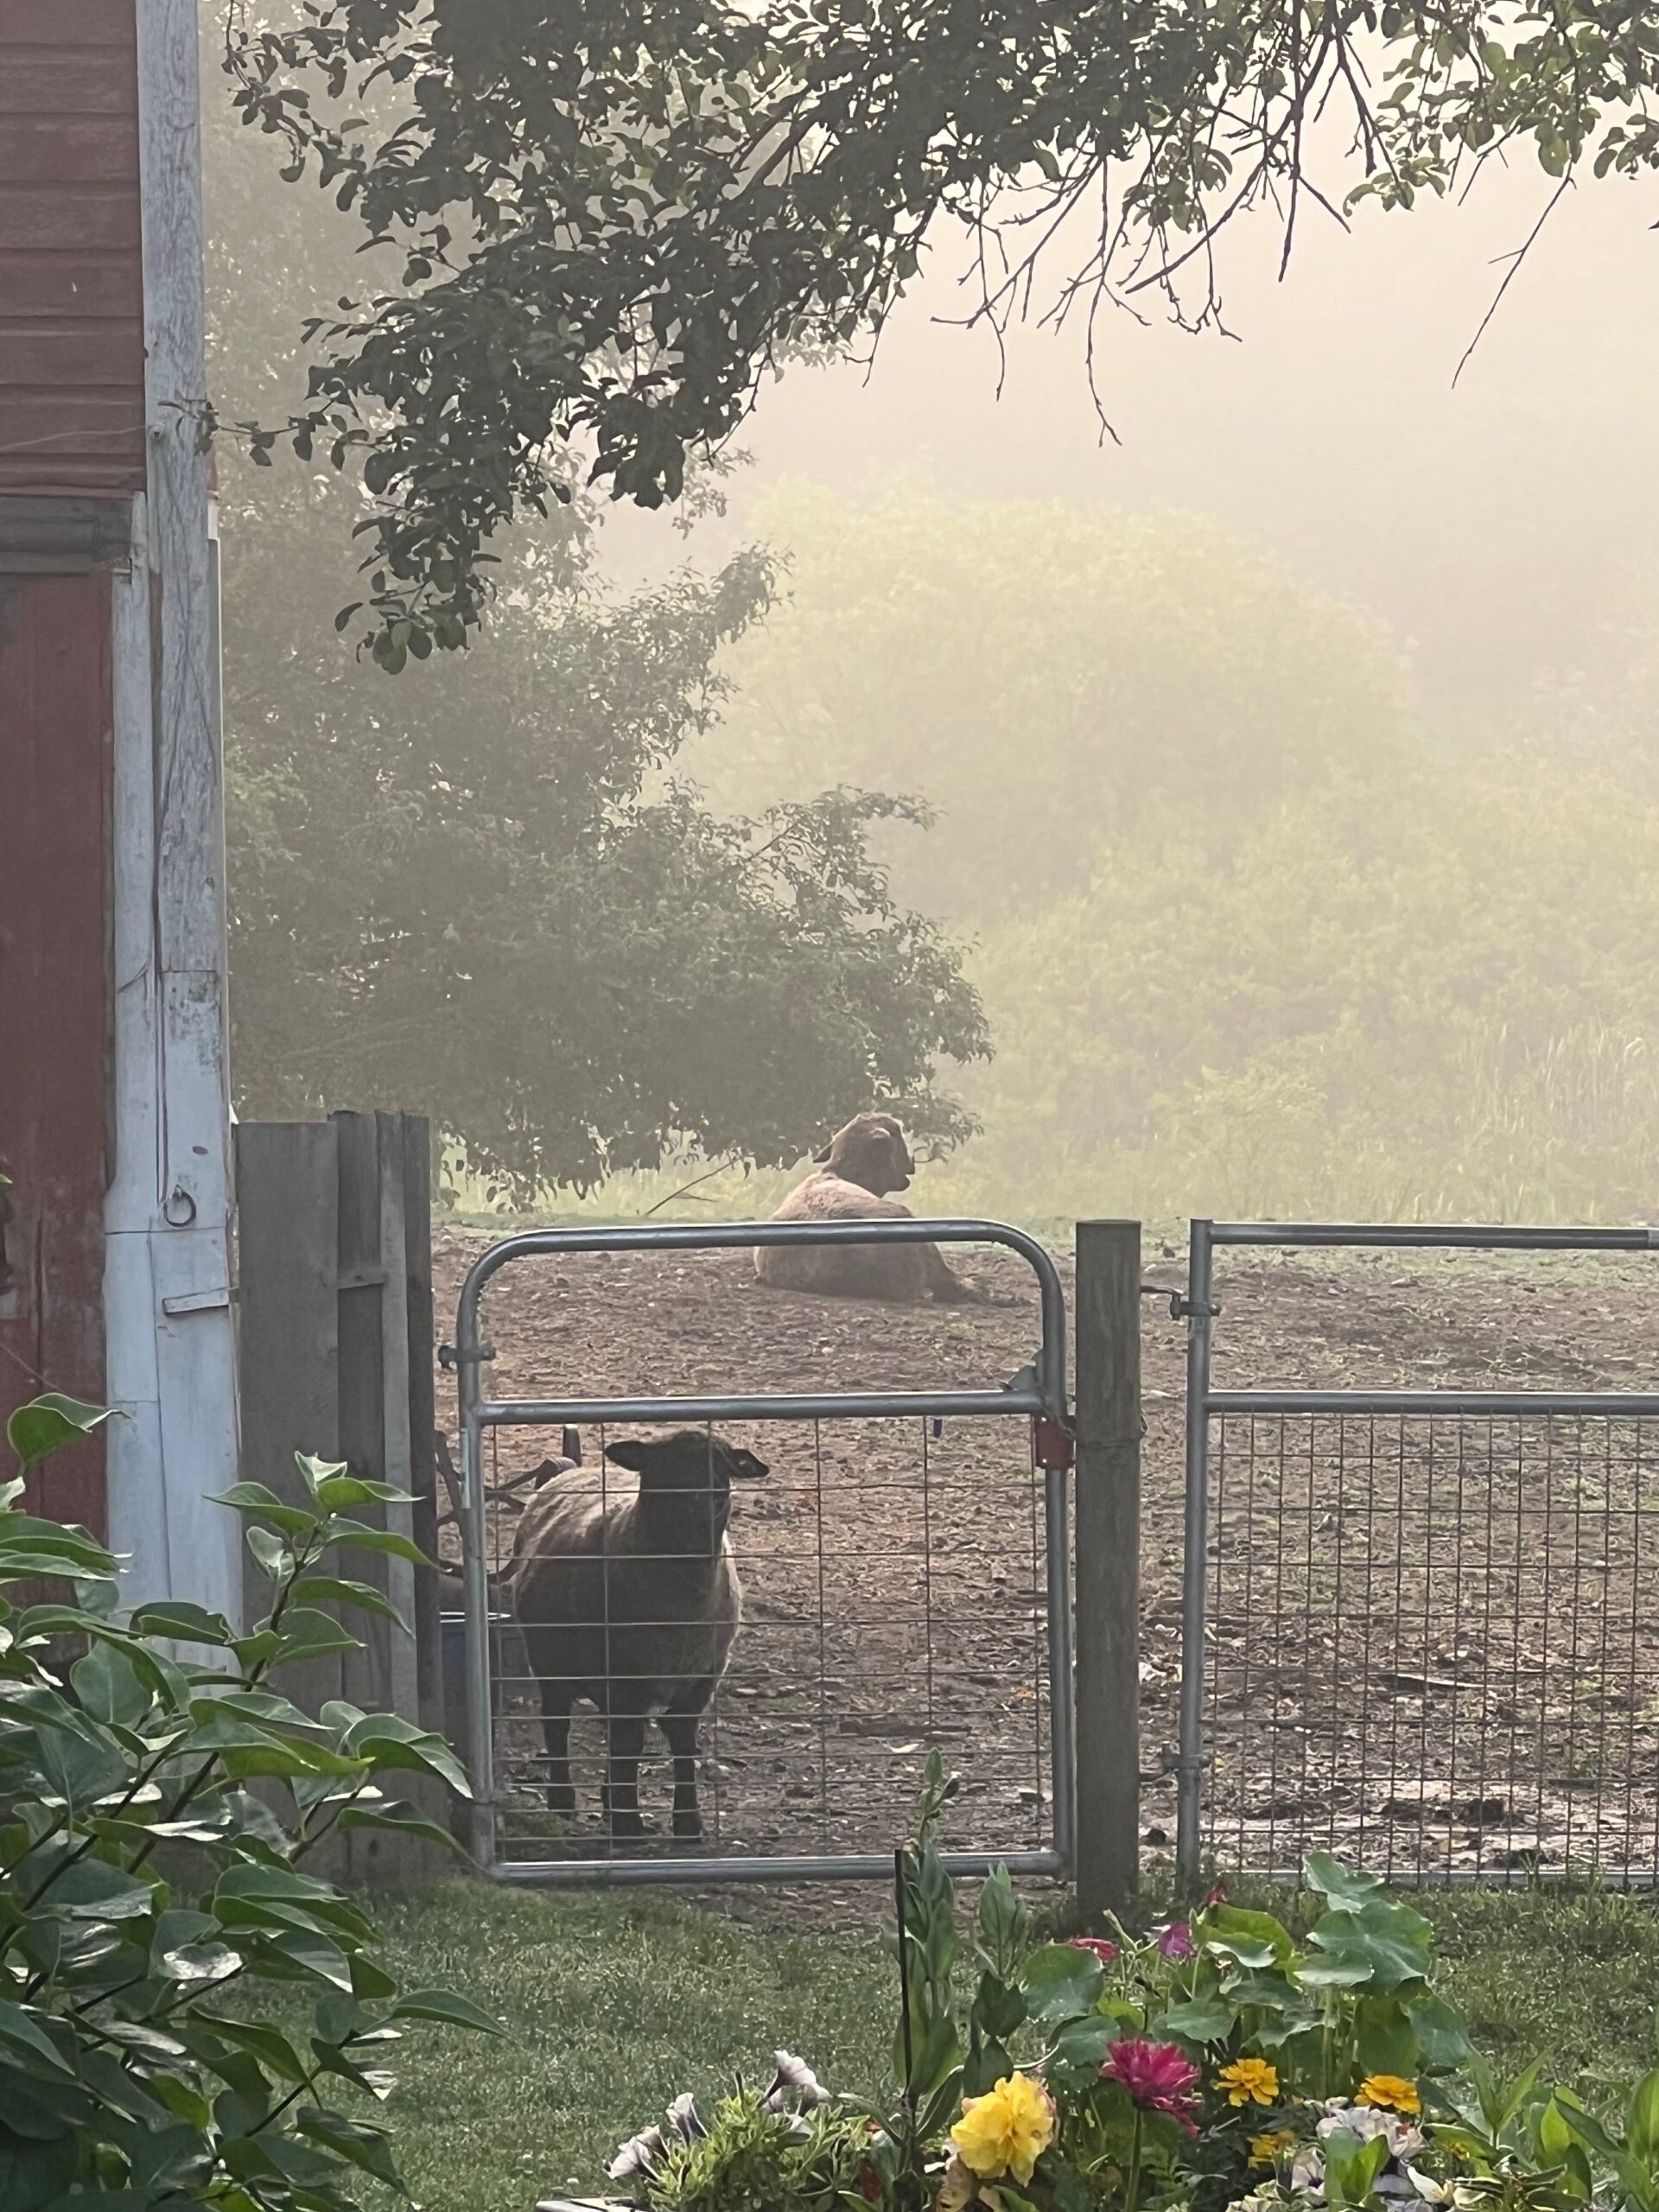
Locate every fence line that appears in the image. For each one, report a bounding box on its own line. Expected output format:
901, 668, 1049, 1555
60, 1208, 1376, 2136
1179, 1219, 1659, 1888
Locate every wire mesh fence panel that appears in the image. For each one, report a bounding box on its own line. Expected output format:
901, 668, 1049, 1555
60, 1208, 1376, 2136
474, 1412, 1055, 1867
1202, 1408, 1659, 1883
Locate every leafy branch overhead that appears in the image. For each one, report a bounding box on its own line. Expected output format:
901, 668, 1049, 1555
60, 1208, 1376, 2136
0, 1398, 497, 2211
226, 0, 1659, 656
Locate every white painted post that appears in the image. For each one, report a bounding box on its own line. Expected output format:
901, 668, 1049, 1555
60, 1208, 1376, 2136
105, 0, 240, 1624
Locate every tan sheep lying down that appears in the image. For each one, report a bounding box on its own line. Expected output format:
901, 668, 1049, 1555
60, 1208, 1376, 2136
753, 1111, 986, 1303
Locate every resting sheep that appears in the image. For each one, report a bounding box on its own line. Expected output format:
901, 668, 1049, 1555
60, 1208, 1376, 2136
753, 1111, 985, 1303
508, 1429, 767, 1838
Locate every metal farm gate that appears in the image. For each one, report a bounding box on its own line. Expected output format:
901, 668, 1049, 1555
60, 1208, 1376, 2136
450, 1218, 1076, 1886
1178, 1220, 1659, 1889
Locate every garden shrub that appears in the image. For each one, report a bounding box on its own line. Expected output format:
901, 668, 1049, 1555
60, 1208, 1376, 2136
0, 1390, 497, 2210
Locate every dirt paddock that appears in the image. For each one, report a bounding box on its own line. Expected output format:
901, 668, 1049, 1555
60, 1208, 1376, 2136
432, 1226, 1659, 1924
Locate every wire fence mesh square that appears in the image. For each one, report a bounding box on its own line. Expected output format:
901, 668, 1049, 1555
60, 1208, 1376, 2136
474, 1414, 1054, 1864
1203, 1411, 1659, 1882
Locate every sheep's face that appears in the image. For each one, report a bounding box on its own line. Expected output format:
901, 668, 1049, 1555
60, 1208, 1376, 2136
604, 1433, 769, 1543
815, 1111, 915, 1197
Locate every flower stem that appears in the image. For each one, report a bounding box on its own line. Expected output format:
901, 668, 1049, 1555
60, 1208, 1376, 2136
1125, 2106, 1144, 2212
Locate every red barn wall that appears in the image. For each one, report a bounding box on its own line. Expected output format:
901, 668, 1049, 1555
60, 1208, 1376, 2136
0, 0, 141, 1529
0, 572, 113, 1533
0, 0, 144, 498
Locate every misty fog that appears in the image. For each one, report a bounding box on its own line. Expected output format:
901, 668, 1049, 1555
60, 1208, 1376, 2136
210, 77, 1659, 1228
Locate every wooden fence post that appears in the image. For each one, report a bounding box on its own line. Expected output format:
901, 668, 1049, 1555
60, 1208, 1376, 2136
237, 1111, 441, 1873
1074, 1220, 1142, 1919
233, 1121, 344, 1717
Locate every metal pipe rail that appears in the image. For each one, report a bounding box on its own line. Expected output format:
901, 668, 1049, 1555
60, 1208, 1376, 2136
1208, 1223, 1659, 1251
454, 1216, 1073, 1887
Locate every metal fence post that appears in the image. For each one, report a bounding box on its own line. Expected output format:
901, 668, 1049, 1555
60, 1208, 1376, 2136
1175, 1218, 1216, 1891
1073, 1221, 1141, 1917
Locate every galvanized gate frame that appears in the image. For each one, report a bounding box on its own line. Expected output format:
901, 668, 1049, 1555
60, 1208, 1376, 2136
1176, 1217, 1659, 1887
454, 1217, 1074, 1887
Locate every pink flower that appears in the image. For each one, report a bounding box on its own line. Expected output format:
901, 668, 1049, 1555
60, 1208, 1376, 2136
1155, 1921, 1195, 1961
1204, 1884, 1227, 1909
1068, 1936, 1118, 1963
1101, 2039, 1201, 2136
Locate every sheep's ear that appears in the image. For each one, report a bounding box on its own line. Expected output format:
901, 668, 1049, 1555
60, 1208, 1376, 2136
603, 1439, 651, 1471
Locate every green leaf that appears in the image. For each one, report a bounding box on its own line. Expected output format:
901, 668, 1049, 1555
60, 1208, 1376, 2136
1294, 1957, 1376, 1990
247, 1609, 365, 1666
1205, 1934, 1278, 1969
1404, 1987, 1477, 2070
294, 1453, 351, 1499
72, 1641, 151, 1729
1046, 2017, 1119, 2072
335, 1801, 464, 1855
6, 1395, 116, 1470
1629, 2067, 1659, 2169
1019, 1942, 1104, 2021
315, 1473, 414, 1511
390, 1988, 505, 2034
158, 1941, 242, 1989
1203, 1904, 1294, 1965
322, 1520, 429, 1567
41, 1857, 158, 1922
0, 2126, 79, 2211
212, 1483, 320, 1539
245, 1526, 290, 1583
1307, 1894, 1432, 1993
337, 1712, 469, 1796
296, 2107, 404, 2190
1156, 1994, 1236, 2044
289, 1574, 410, 1627
0, 2002, 77, 2077
1303, 1852, 1386, 1906
1355, 1995, 1419, 2079
130, 1602, 238, 1648
199, 2017, 312, 2086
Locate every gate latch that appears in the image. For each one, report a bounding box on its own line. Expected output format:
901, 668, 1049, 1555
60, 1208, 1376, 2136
1142, 1282, 1221, 1323
1032, 1414, 1075, 1472
438, 1342, 497, 1372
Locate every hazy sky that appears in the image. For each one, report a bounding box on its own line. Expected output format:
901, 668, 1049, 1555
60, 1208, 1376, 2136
603, 156, 1659, 720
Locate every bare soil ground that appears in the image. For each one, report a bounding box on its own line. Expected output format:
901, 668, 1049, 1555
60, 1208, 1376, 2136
431, 1229, 1659, 1924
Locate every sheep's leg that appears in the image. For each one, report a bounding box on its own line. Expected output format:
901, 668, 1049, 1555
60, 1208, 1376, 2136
601, 1704, 649, 1839
538, 1681, 575, 1818
923, 1244, 981, 1303
659, 1709, 704, 1840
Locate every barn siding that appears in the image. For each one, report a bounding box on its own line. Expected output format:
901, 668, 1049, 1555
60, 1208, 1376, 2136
0, 0, 144, 498
0, 570, 112, 1535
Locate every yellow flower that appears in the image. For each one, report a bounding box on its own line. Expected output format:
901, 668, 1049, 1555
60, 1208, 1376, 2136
950, 2075, 1057, 2185
1357, 2075, 1421, 2117
1217, 2058, 1281, 2109
1249, 2130, 1297, 2167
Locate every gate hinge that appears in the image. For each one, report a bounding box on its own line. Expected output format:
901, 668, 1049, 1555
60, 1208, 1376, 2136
439, 1342, 497, 1371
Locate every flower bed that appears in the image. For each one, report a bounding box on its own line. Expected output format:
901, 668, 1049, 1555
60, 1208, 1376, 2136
539, 1758, 1659, 2212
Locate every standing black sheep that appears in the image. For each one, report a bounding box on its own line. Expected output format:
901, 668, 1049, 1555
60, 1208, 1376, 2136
509, 1429, 768, 1838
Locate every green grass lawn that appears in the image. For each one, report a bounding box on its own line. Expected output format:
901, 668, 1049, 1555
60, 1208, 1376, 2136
369, 1880, 1659, 2212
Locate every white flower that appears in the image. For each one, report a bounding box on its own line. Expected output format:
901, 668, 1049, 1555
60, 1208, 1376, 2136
1316, 2105, 1424, 2164
766, 2050, 830, 2110
1289, 2146, 1326, 2199
607, 2127, 665, 2182
665, 2094, 706, 2141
